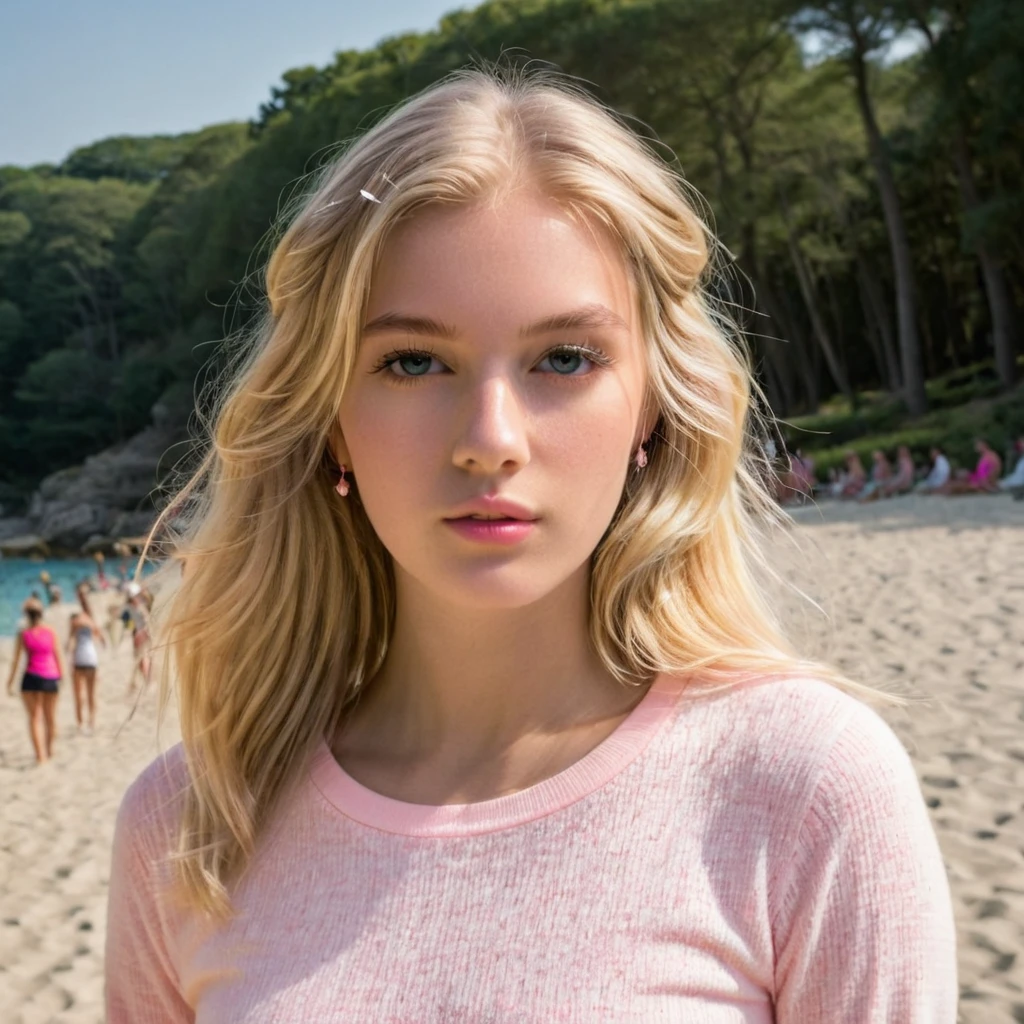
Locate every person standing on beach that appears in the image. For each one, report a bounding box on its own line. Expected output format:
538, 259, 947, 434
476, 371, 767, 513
122, 584, 152, 693
66, 605, 107, 735
93, 551, 110, 590
75, 581, 94, 618
39, 571, 62, 606
106, 70, 957, 1022
5, 597, 65, 764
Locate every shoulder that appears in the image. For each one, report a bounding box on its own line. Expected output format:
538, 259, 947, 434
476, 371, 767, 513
666, 675, 917, 825
674, 673, 881, 763
703, 676, 929, 848
115, 743, 191, 861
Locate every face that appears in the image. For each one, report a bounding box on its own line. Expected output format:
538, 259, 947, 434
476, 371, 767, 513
336, 189, 652, 609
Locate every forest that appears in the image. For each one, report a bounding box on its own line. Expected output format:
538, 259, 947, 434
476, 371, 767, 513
0, 0, 1021, 506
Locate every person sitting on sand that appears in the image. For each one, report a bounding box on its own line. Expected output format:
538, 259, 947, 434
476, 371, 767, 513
998, 437, 1024, 495
794, 448, 816, 495
915, 446, 951, 493
5, 598, 66, 765
940, 438, 1002, 495
778, 447, 815, 505
66, 606, 108, 735
833, 449, 867, 499
880, 445, 915, 498
857, 449, 892, 502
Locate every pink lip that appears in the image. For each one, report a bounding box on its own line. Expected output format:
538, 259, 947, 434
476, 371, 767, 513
442, 495, 539, 545
444, 518, 537, 545
444, 495, 538, 521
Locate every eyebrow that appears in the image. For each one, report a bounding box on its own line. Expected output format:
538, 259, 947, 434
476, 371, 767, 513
361, 303, 628, 340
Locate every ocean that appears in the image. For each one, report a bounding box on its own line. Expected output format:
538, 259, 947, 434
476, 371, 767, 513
0, 557, 156, 636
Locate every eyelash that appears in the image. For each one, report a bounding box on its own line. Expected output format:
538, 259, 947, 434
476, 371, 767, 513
369, 343, 614, 384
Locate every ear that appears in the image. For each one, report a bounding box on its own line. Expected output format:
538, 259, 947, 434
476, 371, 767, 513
637, 394, 661, 447
326, 418, 352, 470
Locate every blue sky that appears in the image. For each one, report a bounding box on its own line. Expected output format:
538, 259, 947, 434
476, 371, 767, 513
1, 0, 467, 167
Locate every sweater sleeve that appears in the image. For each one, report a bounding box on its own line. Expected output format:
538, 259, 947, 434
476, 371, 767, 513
770, 701, 958, 1022
106, 756, 194, 1023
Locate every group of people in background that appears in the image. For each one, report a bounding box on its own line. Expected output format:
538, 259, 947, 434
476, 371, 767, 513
774, 435, 1024, 506
3, 560, 154, 766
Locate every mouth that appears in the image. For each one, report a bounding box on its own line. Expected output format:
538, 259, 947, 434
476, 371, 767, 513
443, 496, 539, 522
447, 513, 531, 522
442, 514, 538, 545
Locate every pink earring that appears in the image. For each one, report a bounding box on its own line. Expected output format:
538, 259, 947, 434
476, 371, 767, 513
335, 465, 350, 497
635, 444, 648, 469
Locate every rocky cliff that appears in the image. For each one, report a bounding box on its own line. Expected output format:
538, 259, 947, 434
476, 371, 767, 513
0, 423, 190, 556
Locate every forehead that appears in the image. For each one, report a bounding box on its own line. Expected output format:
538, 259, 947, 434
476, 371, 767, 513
365, 191, 637, 331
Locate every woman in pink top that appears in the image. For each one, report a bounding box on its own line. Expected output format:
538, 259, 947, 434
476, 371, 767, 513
107, 70, 957, 1022
940, 438, 1003, 495
5, 597, 66, 764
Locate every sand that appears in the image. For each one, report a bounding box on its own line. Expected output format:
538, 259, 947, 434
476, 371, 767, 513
0, 491, 1021, 1023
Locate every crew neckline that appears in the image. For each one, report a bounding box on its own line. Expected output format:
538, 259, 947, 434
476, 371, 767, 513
308, 672, 687, 837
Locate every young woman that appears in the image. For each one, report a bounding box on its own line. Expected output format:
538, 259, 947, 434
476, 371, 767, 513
66, 604, 107, 734
941, 438, 1002, 495
834, 448, 866, 499
106, 69, 956, 1022
880, 444, 915, 498
916, 445, 951, 493
5, 598, 65, 764
856, 448, 893, 503
122, 584, 153, 693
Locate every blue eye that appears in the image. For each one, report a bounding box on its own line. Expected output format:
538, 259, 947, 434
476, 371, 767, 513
538, 346, 601, 376
372, 349, 444, 378
394, 353, 436, 376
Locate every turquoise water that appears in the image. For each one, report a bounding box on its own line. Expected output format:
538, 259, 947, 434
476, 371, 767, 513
0, 558, 155, 636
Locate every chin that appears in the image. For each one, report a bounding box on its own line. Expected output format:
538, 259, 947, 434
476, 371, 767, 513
415, 559, 575, 612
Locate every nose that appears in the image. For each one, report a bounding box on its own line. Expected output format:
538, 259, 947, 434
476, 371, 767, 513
451, 373, 530, 475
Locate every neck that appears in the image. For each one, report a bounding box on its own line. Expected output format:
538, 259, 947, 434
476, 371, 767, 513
336, 564, 646, 769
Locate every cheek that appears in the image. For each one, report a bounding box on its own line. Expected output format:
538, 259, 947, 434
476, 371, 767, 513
535, 385, 636, 512
339, 392, 440, 516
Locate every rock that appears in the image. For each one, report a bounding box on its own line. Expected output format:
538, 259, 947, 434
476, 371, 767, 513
109, 510, 161, 539
0, 534, 51, 557
0, 517, 34, 541
37, 503, 112, 549
12, 422, 188, 553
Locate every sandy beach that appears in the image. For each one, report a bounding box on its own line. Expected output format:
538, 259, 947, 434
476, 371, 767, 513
0, 492, 1021, 1023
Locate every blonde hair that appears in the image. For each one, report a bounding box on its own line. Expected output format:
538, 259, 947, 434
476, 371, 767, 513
145, 65, 894, 918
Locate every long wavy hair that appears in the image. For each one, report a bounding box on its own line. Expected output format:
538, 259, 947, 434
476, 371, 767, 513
144, 65, 892, 918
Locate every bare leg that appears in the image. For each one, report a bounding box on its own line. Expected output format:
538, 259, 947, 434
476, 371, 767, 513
72, 668, 85, 727
84, 669, 97, 730
42, 692, 59, 759
21, 693, 47, 763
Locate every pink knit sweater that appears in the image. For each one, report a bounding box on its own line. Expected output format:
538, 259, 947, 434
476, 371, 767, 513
106, 675, 957, 1022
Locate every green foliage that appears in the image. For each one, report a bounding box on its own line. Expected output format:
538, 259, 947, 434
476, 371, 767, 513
0, 0, 1020, 497
13, 349, 116, 468
806, 384, 1024, 477
783, 399, 907, 450
59, 134, 199, 183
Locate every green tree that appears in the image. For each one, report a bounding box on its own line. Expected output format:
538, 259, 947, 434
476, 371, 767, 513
792, 1, 929, 414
